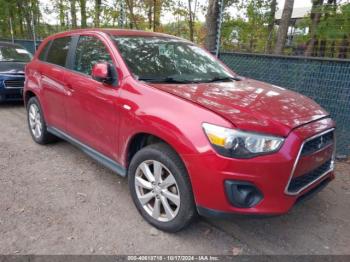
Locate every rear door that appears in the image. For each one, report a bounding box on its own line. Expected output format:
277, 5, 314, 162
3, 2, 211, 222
39, 36, 72, 131
64, 34, 120, 159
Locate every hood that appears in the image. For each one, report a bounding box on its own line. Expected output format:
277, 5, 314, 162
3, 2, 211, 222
0, 62, 25, 75
148, 78, 328, 137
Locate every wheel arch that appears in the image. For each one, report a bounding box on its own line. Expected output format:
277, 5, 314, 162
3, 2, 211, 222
124, 132, 190, 171
24, 90, 38, 107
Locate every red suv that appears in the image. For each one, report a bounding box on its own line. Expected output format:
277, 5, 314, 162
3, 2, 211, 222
24, 29, 335, 232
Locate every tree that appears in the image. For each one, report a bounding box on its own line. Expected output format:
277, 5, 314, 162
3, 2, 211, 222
273, 0, 294, 54
319, 0, 336, 57
70, 0, 77, 28
266, 0, 277, 53
188, 0, 194, 41
305, 0, 324, 56
94, 0, 102, 27
145, 0, 153, 30
58, 0, 66, 27
204, 0, 221, 51
337, 3, 350, 58
126, 0, 139, 29
80, 0, 87, 28
153, 0, 162, 31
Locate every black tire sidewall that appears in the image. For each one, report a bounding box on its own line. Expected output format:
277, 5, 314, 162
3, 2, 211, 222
128, 143, 196, 232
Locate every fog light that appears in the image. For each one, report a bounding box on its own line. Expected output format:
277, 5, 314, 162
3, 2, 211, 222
225, 181, 263, 208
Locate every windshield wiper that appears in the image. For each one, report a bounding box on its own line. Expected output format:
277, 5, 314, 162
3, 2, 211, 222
204, 76, 242, 83
138, 77, 197, 84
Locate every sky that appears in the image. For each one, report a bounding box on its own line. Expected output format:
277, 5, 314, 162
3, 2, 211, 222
40, 0, 314, 26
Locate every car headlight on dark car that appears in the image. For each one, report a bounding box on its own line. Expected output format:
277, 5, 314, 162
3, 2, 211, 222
202, 123, 284, 158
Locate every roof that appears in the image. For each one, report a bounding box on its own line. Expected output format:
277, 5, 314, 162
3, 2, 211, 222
275, 7, 311, 20
0, 41, 22, 48
48, 28, 183, 41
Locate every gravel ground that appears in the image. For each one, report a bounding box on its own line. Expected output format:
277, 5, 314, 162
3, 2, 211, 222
0, 102, 349, 255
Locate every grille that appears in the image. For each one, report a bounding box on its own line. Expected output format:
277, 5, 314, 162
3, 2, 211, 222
287, 159, 332, 194
301, 131, 334, 156
4, 79, 25, 88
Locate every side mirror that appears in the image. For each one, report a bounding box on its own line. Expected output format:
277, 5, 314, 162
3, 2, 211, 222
92, 63, 117, 85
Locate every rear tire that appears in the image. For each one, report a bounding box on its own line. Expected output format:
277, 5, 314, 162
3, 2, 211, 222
27, 96, 57, 144
128, 143, 197, 232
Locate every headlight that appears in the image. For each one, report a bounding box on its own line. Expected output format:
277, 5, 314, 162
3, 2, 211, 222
202, 123, 284, 158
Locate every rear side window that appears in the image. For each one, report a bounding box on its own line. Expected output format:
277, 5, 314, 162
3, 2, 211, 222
46, 37, 72, 67
38, 41, 51, 61
73, 35, 113, 75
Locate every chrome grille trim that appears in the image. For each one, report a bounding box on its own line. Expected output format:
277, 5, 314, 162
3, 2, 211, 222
284, 128, 335, 196
3, 79, 25, 89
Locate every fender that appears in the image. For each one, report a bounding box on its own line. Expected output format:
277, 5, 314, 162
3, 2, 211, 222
117, 79, 232, 167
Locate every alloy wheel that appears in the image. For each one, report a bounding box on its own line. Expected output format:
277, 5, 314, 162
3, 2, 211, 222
134, 160, 180, 222
28, 103, 42, 139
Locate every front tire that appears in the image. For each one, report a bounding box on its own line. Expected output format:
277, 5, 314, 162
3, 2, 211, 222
27, 96, 57, 144
128, 143, 196, 232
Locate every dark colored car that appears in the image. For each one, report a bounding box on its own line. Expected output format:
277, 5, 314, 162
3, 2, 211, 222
24, 29, 335, 232
0, 42, 32, 102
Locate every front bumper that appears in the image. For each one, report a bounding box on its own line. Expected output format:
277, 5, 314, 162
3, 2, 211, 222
0, 76, 25, 102
0, 87, 23, 102
183, 118, 335, 216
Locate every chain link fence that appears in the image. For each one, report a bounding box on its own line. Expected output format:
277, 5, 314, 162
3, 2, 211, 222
219, 52, 350, 156
1, 39, 349, 156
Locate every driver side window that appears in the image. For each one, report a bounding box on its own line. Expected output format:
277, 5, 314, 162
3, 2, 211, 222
74, 35, 113, 75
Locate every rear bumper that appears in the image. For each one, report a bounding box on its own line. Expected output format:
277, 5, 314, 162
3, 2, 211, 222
183, 118, 336, 216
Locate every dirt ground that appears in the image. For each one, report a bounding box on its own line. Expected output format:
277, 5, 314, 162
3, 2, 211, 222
0, 102, 349, 255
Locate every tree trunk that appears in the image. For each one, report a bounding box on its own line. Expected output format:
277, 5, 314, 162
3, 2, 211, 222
188, 0, 194, 41
147, 0, 153, 30
126, 0, 139, 29
70, 0, 77, 28
19, 1, 33, 39
266, 0, 277, 53
17, 2, 24, 37
59, 0, 65, 27
80, 0, 87, 28
94, 0, 101, 27
304, 0, 324, 56
319, 39, 327, 57
274, 0, 294, 54
153, 0, 161, 32
319, 0, 337, 57
204, 0, 220, 51
338, 35, 349, 59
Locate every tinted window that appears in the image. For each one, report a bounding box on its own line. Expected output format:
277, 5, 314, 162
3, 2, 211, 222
46, 37, 71, 67
74, 36, 113, 75
38, 41, 51, 61
0, 46, 32, 62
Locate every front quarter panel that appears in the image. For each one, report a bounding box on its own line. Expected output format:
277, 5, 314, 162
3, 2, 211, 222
118, 78, 232, 166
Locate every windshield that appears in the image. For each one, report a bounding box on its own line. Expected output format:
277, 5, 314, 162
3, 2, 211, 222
0, 46, 32, 62
113, 36, 234, 83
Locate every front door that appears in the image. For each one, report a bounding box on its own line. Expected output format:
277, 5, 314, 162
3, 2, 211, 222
64, 35, 120, 159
